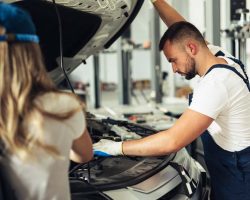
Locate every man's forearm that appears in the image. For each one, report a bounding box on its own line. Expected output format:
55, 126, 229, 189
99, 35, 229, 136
153, 0, 186, 27
122, 129, 179, 156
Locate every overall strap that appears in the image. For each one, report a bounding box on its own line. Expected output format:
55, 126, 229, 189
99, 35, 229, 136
205, 64, 250, 92
213, 50, 250, 91
215, 50, 248, 79
227, 57, 250, 82
214, 50, 225, 57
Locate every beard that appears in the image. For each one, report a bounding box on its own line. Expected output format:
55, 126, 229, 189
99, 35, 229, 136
185, 56, 196, 80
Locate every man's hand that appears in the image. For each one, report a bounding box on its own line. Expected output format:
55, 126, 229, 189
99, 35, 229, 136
93, 139, 123, 157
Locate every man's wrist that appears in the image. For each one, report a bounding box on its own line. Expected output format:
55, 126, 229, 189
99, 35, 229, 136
121, 142, 124, 155
113, 141, 124, 156
118, 141, 124, 156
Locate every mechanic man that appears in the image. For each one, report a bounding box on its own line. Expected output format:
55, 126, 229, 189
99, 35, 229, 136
94, 0, 250, 199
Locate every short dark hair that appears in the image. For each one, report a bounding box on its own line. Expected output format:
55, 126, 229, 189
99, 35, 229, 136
159, 21, 206, 51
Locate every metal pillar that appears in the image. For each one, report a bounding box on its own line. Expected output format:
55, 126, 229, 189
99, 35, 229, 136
93, 54, 101, 108
232, 8, 248, 65
205, 0, 221, 45
117, 38, 132, 105
222, 7, 249, 65
150, 9, 162, 103
239, 38, 247, 65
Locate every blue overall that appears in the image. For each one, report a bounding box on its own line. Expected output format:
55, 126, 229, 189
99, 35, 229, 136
189, 57, 250, 200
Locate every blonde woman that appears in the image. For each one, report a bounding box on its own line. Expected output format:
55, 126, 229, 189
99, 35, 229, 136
0, 3, 92, 199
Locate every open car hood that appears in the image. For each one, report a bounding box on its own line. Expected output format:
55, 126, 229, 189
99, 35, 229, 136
7, 0, 144, 84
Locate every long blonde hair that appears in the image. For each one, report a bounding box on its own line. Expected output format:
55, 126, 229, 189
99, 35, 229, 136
0, 29, 84, 160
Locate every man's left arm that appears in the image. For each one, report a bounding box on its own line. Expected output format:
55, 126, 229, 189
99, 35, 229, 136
122, 109, 213, 156
93, 109, 213, 157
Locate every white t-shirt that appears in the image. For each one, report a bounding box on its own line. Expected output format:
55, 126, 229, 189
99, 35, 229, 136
3, 92, 86, 200
189, 44, 250, 152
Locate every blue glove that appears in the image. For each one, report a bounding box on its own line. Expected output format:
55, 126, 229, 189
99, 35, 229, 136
93, 139, 123, 157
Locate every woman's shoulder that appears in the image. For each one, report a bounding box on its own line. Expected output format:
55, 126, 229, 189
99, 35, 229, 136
35, 92, 82, 113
